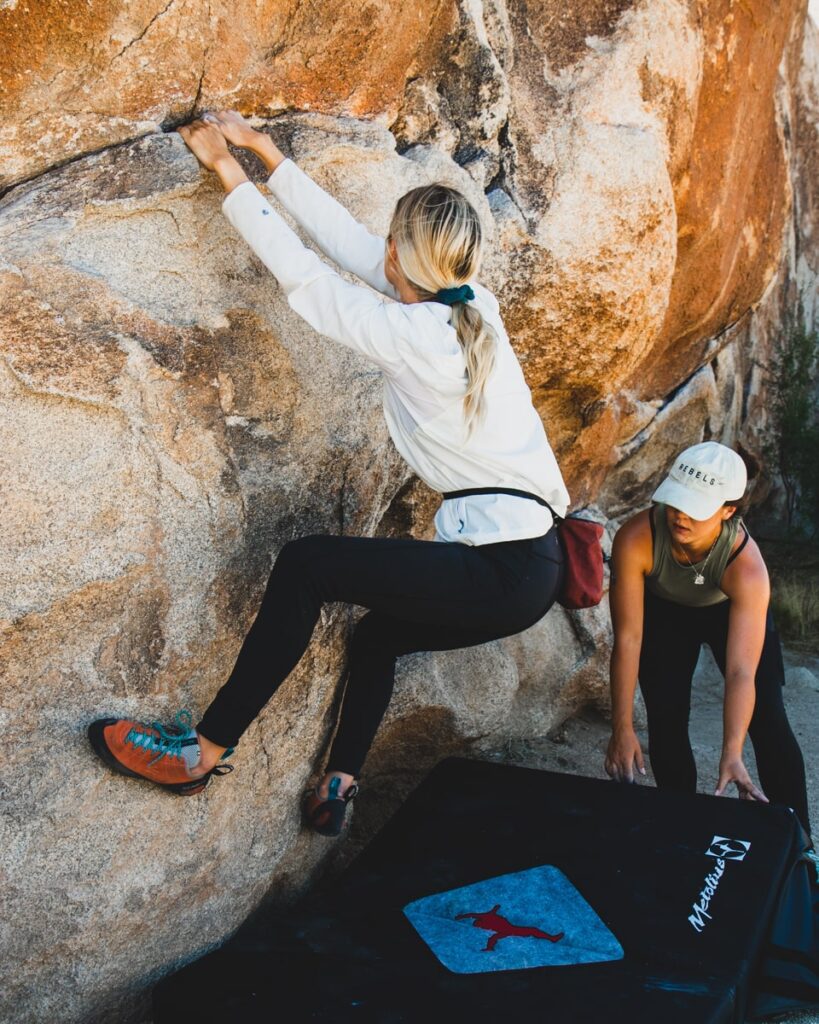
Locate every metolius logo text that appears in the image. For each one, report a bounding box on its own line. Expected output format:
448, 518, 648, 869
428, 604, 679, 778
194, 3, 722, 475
687, 836, 751, 933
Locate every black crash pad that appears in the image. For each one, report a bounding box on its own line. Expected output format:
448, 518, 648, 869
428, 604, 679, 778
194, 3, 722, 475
154, 758, 803, 1023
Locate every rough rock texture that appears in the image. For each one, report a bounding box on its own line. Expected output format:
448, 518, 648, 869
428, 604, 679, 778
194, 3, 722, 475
0, 0, 456, 189
1, 2, 817, 1022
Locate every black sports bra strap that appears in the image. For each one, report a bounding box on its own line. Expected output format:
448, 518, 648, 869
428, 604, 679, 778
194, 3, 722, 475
442, 487, 558, 519
726, 527, 750, 566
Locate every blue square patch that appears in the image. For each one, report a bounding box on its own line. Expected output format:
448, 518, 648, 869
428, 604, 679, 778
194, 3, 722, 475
403, 865, 623, 974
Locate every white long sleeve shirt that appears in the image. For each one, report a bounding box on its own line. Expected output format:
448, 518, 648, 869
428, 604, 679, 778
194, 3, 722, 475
222, 159, 570, 545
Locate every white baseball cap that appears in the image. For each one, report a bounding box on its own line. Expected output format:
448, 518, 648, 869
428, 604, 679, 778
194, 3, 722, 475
652, 442, 747, 521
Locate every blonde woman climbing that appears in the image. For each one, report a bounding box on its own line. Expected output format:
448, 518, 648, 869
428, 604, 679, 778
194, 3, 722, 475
89, 111, 570, 836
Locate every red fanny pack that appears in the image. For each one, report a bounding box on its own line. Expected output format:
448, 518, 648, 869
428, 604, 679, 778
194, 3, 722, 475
442, 487, 605, 610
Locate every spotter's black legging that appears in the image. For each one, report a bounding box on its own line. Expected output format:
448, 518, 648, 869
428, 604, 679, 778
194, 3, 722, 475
197, 530, 563, 777
638, 589, 810, 834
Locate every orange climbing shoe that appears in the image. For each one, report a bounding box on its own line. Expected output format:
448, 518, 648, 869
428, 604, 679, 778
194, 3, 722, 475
88, 710, 233, 796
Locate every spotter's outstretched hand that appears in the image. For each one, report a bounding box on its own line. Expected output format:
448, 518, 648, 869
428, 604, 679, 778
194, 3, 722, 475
715, 756, 768, 802
604, 727, 646, 784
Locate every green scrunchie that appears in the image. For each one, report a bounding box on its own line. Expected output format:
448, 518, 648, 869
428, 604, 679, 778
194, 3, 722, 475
435, 284, 475, 305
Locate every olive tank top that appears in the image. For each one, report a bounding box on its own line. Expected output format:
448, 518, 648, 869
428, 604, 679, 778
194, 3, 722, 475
645, 503, 749, 607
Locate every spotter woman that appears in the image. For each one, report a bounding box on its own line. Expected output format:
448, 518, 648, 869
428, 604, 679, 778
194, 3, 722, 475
604, 442, 810, 836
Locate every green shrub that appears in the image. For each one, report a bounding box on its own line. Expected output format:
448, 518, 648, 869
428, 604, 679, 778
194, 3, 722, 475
764, 316, 819, 536
771, 575, 819, 651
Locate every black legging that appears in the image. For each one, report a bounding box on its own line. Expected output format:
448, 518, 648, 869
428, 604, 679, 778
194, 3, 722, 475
638, 589, 810, 834
197, 530, 563, 776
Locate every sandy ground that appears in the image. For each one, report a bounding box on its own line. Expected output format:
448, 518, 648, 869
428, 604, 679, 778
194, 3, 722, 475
489, 646, 819, 1024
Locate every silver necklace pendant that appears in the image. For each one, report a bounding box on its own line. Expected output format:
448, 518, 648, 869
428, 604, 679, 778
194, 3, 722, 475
681, 534, 719, 586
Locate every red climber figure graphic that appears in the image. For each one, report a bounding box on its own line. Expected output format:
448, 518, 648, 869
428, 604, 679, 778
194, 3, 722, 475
455, 904, 564, 952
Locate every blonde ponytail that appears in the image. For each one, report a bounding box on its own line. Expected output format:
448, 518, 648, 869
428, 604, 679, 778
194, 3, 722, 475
451, 302, 495, 430
389, 185, 496, 434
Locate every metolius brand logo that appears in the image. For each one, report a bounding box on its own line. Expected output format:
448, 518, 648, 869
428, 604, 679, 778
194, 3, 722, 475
687, 837, 751, 933
706, 836, 751, 861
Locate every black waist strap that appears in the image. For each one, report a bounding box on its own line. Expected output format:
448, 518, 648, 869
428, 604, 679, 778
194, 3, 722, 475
442, 487, 558, 518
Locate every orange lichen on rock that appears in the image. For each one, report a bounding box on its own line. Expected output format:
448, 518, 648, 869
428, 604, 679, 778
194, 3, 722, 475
634, 0, 800, 397
0, 0, 455, 189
